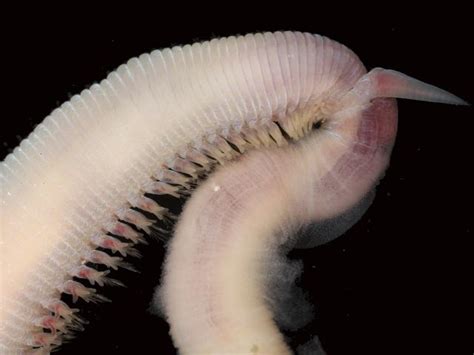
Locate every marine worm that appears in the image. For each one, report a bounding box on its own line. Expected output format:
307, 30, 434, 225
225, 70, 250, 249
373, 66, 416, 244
0, 31, 467, 354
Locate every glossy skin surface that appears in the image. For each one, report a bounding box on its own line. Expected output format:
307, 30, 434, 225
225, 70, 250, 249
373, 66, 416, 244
2, 32, 370, 352
0, 23, 470, 355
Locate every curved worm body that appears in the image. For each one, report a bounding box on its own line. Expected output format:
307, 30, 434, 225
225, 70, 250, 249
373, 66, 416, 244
0, 32, 466, 353
160, 97, 397, 353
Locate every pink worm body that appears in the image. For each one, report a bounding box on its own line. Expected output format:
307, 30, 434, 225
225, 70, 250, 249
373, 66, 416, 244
0, 32, 466, 353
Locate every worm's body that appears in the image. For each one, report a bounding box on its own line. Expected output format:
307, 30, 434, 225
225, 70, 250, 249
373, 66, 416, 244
0, 32, 466, 353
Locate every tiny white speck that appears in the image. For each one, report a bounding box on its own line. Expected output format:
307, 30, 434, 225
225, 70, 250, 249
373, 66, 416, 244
213, 185, 221, 192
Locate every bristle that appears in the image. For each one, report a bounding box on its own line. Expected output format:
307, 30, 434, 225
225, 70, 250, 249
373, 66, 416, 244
105, 221, 146, 244
84, 250, 120, 270
182, 148, 214, 168
168, 157, 203, 178
34, 315, 67, 335
154, 168, 193, 187
61, 280, 111, 304
129, 195, 169, 221
143, 180, 185, 198
84, 249, 140, 273
71, 265, 110, 287
267, 121, 289, 147
90, 234, 139, 258
44, 300, 86, 326
27, 332, 60, 349
116, 208, 154, 235
226, 130, 250, 153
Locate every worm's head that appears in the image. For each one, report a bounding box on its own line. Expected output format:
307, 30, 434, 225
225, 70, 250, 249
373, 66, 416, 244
299, 68, 467, 223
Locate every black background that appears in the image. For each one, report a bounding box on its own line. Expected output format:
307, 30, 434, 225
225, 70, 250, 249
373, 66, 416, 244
2, 12, 472, 355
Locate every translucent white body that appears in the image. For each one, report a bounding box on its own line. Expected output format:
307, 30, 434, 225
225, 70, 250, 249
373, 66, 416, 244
0, 31, 465, 353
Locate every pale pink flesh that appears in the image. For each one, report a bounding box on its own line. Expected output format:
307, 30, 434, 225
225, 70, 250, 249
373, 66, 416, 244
0, 31, 467, 353
348, 68, 468, 105
160, 98, 399, 353
159, 67, 467, 353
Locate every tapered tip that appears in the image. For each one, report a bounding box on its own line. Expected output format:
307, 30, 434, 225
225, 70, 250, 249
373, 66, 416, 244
367, 68, 469, 106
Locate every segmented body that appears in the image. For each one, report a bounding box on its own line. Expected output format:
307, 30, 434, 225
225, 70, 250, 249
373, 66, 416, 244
0, 31, 466, 354
1, 32, 363, 353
